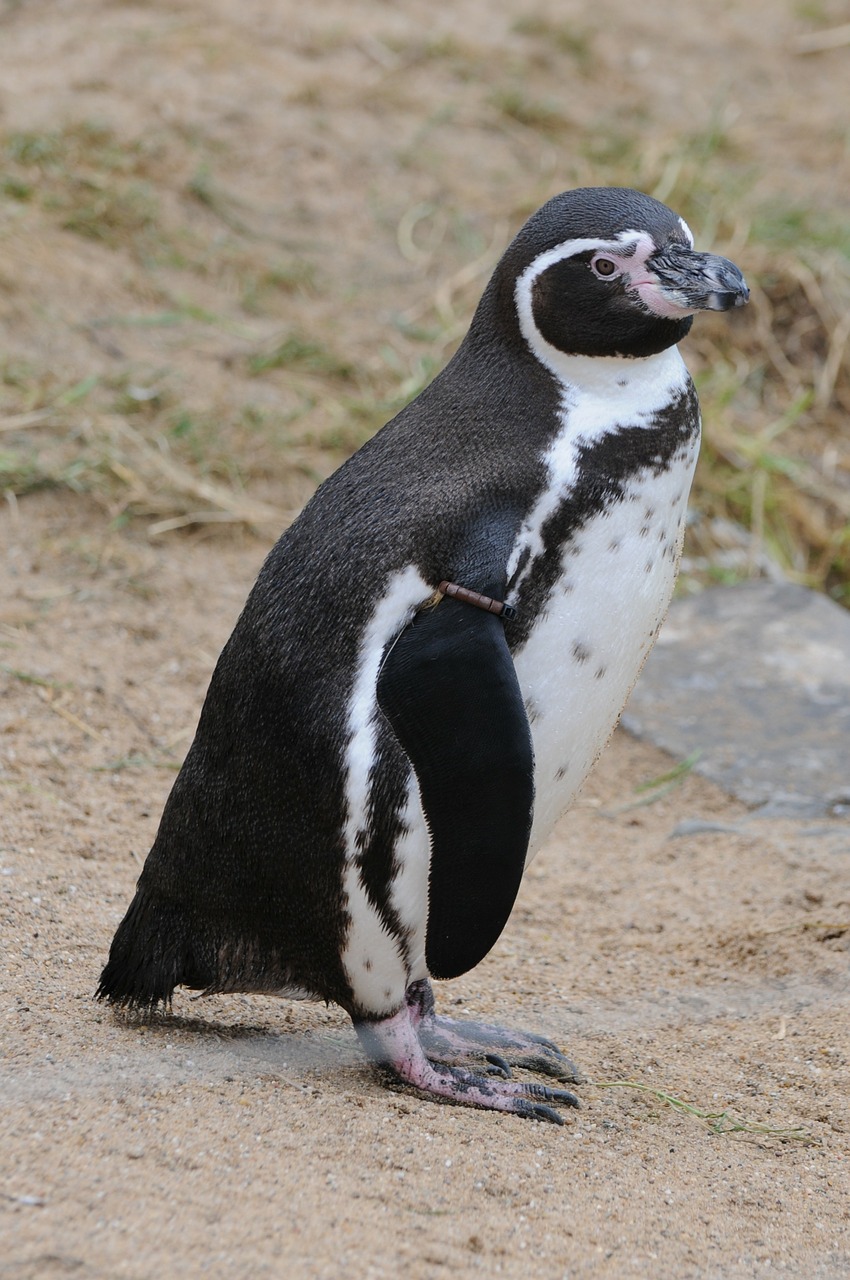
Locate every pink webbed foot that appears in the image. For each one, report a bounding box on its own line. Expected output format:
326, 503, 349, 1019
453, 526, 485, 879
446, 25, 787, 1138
405, 978, 584, 1085
354, 992, 581, 1124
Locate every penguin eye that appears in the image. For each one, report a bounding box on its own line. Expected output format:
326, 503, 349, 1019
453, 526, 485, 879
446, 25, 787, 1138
591, 256, 619, 279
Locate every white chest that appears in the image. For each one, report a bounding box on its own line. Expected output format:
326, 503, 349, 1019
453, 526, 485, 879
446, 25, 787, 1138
513, 445, 697, 856
506, 346, 699, 856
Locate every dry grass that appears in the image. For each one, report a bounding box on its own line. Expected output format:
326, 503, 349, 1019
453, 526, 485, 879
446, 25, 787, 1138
0, 12, 848, 602
687, 242, 850, 599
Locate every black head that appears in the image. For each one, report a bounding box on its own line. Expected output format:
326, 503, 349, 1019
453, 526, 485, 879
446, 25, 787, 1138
473, 187, 748, 362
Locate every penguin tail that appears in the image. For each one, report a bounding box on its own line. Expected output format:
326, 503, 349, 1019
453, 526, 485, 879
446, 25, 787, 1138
95, 887, 212, 1012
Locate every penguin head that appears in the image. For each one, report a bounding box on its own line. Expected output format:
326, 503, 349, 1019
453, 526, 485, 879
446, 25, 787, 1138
483, 187, 748, 362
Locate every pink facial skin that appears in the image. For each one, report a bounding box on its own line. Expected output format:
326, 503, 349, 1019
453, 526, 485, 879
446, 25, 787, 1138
590, 232, 698, 319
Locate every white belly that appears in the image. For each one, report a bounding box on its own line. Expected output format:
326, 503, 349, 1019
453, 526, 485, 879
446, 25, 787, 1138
340, 447, 697, 1007
339, 345, 698, 1007
515, 449, 696, 857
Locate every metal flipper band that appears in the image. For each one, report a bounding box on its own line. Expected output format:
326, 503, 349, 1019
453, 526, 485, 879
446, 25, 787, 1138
438, 580, 517, 621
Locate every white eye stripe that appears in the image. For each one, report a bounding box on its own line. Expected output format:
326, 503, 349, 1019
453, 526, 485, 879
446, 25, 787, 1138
518, 230, 645, 287
514, 229, 653, 356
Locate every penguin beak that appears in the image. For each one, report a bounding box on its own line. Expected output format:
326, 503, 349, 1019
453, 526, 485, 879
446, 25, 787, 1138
643, 243, 750, 314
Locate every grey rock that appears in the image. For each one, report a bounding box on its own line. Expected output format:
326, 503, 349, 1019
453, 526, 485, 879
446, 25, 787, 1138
622, 581, 850, 817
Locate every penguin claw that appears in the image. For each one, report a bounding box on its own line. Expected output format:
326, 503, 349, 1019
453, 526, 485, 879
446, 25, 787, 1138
504, 1051, 584, 1084
484, 1054, 513, 1079
516, 1102, 567, 1126
354, 1003, 582, 1123
522, 1083, 581, 1110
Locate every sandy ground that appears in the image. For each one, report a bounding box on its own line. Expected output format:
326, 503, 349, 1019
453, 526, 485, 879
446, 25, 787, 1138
2, 1, 850, 1277
2, 496, 848, 1279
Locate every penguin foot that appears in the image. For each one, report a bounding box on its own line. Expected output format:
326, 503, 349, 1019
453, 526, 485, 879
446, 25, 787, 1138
418, 1017, 583, 1083
405, 978, 584, 1085
354, 1003, 580, 1124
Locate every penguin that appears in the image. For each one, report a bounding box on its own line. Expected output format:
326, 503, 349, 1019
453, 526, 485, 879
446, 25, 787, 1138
97, 187, 748, 1124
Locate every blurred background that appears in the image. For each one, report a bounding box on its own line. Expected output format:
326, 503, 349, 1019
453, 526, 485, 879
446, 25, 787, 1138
1, 0, 848, 599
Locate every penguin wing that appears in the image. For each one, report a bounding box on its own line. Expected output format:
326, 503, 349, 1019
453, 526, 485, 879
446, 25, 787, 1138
376, 595, 534, 981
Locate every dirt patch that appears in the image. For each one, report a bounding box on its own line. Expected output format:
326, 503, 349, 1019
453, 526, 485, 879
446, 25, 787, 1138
3, 494, 849, 1279
2, 2, 850, 1277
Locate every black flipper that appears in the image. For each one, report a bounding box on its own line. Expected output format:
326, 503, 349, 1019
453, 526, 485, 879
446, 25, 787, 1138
376, 594, 534, 981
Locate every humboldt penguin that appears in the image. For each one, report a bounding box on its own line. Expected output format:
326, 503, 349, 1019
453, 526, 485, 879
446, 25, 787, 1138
98, 187, 748, 1123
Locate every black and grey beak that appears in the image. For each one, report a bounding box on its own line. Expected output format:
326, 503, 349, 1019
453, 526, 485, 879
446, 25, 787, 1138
648, 243, 750, 312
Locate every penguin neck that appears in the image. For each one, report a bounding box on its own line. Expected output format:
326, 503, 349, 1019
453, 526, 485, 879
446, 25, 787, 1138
509, 273, 690, 406
465, 271, 690, 410
540, 345, 689, 408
